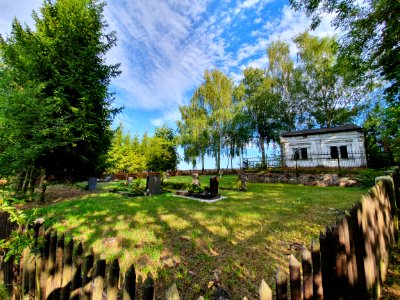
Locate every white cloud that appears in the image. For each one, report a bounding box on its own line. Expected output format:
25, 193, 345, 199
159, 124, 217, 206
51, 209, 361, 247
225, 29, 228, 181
150, 109, 182, 127
239, 0, 261, 9
254, 17, 262, 24
103, 0, 230, 110
233, 4, 337, 70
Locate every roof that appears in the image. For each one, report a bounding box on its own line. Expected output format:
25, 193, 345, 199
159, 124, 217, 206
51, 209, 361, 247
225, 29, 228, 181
281, 124, 363, 138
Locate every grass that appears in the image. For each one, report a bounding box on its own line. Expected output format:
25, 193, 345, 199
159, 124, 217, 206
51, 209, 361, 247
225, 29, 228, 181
25, 175, 367, 298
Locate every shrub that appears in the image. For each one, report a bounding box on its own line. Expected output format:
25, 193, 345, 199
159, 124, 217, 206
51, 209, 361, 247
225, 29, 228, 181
161, 181, 191, 190
356, 169, 384, 187
0, 284, 10, 300
129, 178, 146, 195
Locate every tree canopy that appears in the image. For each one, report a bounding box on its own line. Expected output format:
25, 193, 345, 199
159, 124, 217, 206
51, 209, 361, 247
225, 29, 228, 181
0, 0, 120, 186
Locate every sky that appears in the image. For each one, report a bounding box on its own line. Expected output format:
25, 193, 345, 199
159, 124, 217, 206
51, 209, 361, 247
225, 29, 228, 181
0, 0, 336, 170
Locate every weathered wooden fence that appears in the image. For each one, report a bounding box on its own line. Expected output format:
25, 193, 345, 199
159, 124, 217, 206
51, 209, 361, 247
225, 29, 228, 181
1, 172, 399, 299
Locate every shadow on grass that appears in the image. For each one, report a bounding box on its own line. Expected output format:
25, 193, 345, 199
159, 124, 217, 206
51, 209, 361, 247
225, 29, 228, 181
27, 178, 367, 298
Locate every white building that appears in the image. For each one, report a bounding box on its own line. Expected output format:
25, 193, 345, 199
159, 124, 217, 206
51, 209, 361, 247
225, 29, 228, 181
280, 124, 368, 168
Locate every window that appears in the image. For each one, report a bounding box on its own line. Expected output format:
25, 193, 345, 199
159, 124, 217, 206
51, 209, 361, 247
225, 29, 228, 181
293, 148, 308, 160
340, 146, 348, 159
293, 149, 300, 160
301, 148, 308, 160
330, 146, 339, 159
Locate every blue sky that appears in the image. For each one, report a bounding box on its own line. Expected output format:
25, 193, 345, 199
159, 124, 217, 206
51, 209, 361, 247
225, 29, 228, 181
0, 0, 335, 169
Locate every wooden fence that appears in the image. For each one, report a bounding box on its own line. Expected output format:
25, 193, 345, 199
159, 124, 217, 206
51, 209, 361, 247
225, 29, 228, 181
1, 172, 399, 299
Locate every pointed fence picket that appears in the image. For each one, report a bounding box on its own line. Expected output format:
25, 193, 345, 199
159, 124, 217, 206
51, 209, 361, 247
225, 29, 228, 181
0, 172, 399, 299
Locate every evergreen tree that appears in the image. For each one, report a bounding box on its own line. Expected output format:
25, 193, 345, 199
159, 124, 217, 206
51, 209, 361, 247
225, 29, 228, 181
0, 0, 120, 186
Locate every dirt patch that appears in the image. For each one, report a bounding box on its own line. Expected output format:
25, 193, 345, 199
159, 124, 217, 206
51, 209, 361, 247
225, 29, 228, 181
21, 185, 93, 209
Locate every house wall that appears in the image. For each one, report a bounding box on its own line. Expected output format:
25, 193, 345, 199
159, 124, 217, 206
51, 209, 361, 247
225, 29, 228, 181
280, 130, 367, 168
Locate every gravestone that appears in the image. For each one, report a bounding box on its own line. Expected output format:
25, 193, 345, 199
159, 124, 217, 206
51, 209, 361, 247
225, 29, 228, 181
238, 173, 248, 191
209, 176, 219, 196
146, 174, 162, 195
88, 177, 97, 191
192, 173, 200, 187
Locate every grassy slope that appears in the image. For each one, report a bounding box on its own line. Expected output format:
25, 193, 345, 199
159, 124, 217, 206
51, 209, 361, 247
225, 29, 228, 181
28, 175, 367, 298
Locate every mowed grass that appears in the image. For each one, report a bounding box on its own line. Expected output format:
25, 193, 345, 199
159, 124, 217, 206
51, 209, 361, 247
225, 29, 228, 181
28, 175, 367, 298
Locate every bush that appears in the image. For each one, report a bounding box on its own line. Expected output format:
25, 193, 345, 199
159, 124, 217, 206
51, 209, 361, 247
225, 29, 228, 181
356, 169, 384, 187
0, 284, 10, 300
129, 178, 146, 195
161, 181, 191, 190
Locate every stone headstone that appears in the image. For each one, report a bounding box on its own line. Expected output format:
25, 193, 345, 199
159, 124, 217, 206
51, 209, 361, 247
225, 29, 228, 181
88, 177, 97, 191
192, 173, 200, 187
146, 174, 162, 195
209, 176, 219, 196
239, 173, 248, 191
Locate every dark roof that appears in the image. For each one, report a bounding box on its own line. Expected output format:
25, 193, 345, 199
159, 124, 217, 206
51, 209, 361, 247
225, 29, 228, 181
281, 124, 362, 137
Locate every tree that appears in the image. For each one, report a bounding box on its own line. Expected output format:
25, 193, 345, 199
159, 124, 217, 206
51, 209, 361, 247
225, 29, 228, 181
146, 126, 180, 172
0, 0, 120, 187
290, 0, 400, 101
191, 69, 234, 171
241, 67, 283, 166
266, 40, 301, 131
107, 125, 146, 178
294, 32, 366, 128
223, 85, 252, 169
177, 104, 210, 171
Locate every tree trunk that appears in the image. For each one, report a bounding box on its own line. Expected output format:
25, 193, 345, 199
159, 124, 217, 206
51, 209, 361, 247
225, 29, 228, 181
260, 136, 266, 167
201, 153, 205, 175
39, 174, 47, 203
27, 166, 36, 196
22, 169, 30, 194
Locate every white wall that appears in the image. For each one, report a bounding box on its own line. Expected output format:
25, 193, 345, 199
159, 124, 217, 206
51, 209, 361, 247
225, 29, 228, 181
280, 130, 367, 168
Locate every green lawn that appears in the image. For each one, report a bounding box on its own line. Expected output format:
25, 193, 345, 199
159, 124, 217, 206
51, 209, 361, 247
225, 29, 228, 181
28, 175, 367, 298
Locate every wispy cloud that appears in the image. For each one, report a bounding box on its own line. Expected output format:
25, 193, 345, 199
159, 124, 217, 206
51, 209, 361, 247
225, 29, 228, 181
104, 0, 224, 111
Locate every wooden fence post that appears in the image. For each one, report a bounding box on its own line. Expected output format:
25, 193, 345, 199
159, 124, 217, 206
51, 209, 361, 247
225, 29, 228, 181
53, 233, 64, 299
45, 230, 57, 299
107, 258, 120, 300
335, 220, 349, 299
165, 283, 180, 300
70, 241, 83, 300
311, 240, 323, 300
35, 225, 45, 300
60, 237, 73, 300
40, 229, 51, 300
258, 279, 272, 300
143, 273, 155, 300
275, 269, 288, 300
350, 203, 367, 299
92, 259, 106, 300
81, 248, 94, 300
123, 265, 136, 300
289, 255, 301, 300
301, 247, 313, 300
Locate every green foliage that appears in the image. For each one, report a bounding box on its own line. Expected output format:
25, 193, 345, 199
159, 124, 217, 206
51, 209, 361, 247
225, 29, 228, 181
107, 125, 179, 174
241, 66, 284, 165
146, 126, 180, 172
290, 0, 399, 160
189, 69, 234, 171
356, 169, 384, 188
0, 196, 38, 262
0, 284, 10, 300
161, 181, 191, 191
293, 32, 367, 128
129, 178, 146, 195
0, 0, 120, 184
